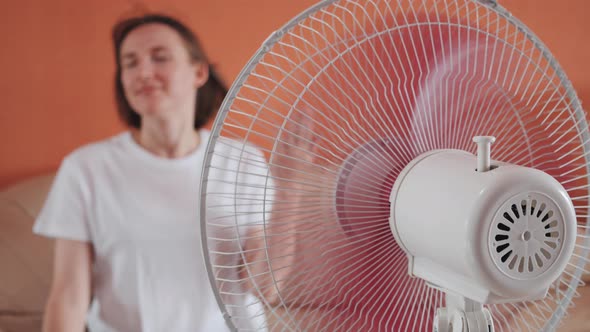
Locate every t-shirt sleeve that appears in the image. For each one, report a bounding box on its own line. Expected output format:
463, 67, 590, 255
237, 146, 274, 232
33, 155, 92, 242
204, 140, 274, 252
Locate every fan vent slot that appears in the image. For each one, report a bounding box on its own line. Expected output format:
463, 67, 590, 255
500, 250, 512, 263
535, 253, 543, 268
511, 204, 520, 218
495, 234, 508, 241
496, 243, 509, 253
503, 212, 514, 223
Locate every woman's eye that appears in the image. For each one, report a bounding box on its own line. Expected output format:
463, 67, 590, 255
153, 54, 169, 62
122, 59, 137, 69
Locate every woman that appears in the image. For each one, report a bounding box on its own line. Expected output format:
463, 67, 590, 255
34, 13, 267, 332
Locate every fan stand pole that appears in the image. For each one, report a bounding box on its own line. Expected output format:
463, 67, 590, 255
433, 293, 494, 332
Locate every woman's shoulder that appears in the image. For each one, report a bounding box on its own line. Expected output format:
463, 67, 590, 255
208, 134, 269, 180
213, 134, 265, 159
62, 132, 131, 167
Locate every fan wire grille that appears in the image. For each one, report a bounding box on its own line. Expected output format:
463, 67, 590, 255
201, 0, 590, 331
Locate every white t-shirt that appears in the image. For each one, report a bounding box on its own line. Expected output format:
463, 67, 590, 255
33, 130, 268, 332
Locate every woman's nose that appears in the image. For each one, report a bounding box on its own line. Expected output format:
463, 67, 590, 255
137, 59, 154, 79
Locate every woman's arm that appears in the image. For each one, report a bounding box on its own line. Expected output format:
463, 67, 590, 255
42, 239, 93, 332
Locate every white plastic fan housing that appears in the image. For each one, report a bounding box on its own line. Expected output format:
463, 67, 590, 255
389, 149, 577, 304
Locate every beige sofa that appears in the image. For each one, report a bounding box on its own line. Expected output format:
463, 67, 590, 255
1, 173, 589, 331
0, 174, 54, 331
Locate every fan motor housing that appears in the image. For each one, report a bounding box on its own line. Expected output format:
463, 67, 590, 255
389, 149, 577, 304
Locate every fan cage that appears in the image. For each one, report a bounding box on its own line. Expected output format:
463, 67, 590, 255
200, 0, 590, 331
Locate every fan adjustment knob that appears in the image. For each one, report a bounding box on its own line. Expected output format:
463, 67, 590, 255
473, 136, 496, 172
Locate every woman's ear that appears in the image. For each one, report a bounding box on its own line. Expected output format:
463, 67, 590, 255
193, 61, 209, 89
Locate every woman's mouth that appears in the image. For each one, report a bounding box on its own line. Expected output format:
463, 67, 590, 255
137, 86, 159, 95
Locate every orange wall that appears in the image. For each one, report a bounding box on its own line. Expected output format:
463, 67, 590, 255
1, 0, 589, 188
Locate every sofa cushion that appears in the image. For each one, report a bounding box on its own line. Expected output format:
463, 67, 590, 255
0, 174, 55, 219
0, 174, 55, 317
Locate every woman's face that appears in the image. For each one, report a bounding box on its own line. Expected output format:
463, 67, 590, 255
119, 23, 207, 120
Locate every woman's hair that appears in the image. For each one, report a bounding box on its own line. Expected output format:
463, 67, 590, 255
112, 13, 227, 129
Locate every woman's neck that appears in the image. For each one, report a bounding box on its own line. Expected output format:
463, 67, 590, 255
132, 118, 200, 159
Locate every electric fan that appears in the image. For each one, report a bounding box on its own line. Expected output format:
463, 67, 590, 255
200, 0, 590, 331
